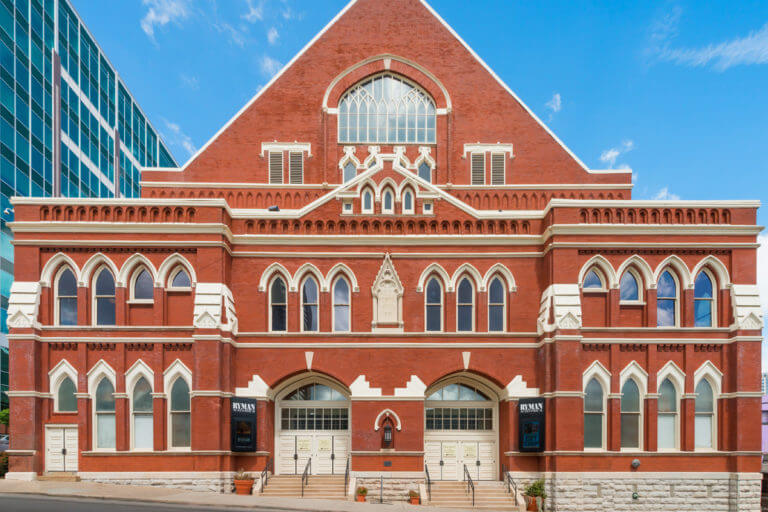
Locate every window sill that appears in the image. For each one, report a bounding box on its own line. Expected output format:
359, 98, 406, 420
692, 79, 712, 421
619, 301, 645, 306
583, 289, 608, 294
167, 287, 193, 293
127, 299, 154, 305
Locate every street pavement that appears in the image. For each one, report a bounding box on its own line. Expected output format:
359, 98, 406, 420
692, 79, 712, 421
0, 494, 294, 511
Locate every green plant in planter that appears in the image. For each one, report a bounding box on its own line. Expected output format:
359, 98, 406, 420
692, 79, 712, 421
408, 490, 419, 498
524, 479, 547, 500
234, 469, 253, 481
357, 486, 368, 496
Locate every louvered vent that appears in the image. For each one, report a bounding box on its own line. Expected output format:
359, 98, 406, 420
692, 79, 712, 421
491, 153, 505, 185
289, 152, 303, 184
471, 153, 485, 185
269, 151, 283, 184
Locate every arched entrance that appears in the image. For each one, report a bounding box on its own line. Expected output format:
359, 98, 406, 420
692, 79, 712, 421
424, 376, 499, 481
274, 376, 350, 475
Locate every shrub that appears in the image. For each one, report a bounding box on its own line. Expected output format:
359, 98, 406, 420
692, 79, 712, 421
525, 479, 546, 499
357, 486, 368, 496
0, 453, 8, 478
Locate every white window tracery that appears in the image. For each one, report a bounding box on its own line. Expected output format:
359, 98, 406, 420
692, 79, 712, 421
338, 73, 436, 144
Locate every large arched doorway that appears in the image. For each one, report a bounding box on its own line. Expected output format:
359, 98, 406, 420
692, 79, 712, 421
424, 376, 499, 481
274, 376, 350, 475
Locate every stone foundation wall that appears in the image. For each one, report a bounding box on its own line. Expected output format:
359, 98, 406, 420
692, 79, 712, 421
509, 472, 762, 512
356, 477, 422, 503
78, 472, 235, 493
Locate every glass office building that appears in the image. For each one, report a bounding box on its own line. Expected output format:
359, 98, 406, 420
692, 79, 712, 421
0, 0, 177, 384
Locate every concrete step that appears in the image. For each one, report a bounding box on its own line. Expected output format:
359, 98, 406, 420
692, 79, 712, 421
260, 475, 346, 499
39, 473, 80, 482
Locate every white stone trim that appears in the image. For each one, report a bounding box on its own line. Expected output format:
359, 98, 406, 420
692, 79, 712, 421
578, 255, 617, 289
258, 263, 293, 292
117, 253, 157, 288
292, 263, 326, 292
503, 375, 540, 400
235, 374, 271, 399
416, 263, 452, 293
583, 360, 611, 394
373, 409, 402, 431
450, 263, 484, 292
693, 361, 723, 397
349, 375, 383, 398
40, 252, 81, 287
691, 255, 731, 289
259, 142, 312, 158
6, 281, 41, 329
462, 143, 514, 158
537, 284, 582, 334
653, 255, 692, 290
481, 263, 517, 293
394, 376, 427, 398
49, 359, 78, 412
730, 284, 763, 329
325, 263, 359, 293
79, 253, 120, 287
157, 253, 197, 288
193, 283, 238, 333
616, 254, 654, 292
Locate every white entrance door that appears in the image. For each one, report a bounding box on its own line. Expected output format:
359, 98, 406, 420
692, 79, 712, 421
278, 432, 350, 475
45, 426, 78, 472
425, 438, 496, 481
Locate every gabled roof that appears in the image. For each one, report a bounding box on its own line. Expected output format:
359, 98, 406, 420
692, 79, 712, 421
175, 0, 591, 173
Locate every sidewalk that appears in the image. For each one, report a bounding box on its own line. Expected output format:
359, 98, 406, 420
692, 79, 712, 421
0, 479, 468, 512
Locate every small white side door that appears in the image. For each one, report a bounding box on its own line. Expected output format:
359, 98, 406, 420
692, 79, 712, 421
63, 427, 78, 472
313, 435, 333, 475
45, 428, 65, 472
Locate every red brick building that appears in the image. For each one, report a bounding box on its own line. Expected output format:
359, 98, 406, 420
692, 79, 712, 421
4, 0, 763, 510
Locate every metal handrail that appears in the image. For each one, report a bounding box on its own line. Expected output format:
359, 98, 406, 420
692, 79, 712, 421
501, 464, 519, 506
424, 463, 432, 502
344, 457, 350, 496
301, 458, 311, 498
260, 457, 273, 493
463, 464, 475, 507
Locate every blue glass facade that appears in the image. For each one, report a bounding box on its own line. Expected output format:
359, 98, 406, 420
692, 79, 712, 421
0, 0, 177, 403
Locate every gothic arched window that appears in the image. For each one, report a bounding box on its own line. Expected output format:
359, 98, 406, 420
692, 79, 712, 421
338, 73, 436, 144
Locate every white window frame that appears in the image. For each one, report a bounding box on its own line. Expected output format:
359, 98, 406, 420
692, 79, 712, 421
582, 361, 611, 452
129, 266, 154, 304
300, 276, 320, 333
269, 276, 288, 332
92, 266, 116, 326
582, 267, 607, 293
381, 188, 394, 214
402, 188, 415, 214
164, 360, 192, 452
693, 361, 722, 452
656, 269, 680, 328
417, 161, 433, 183
456, 276, 475, 332
424, 276, 444, 333
490, 153, 505, 185
618, 362, 647, 451
693, 269, 717, 328
167, 267, 193, 291
88, 360, 117, 452
268, 151, 284, 184
422, 200, 433, 214
288, 151, 303, 184
487, 276, 506, 332
54, 266, 78, 327
619, 268, 644, 305
656, 378, 680, 451
332, 276, 351, 333
126, 360, 155, 452
342, 200, 353, 214
470, 153, 485, 185
49, 359, 78, 413
361, 188, 374, 214
342, 161, 357, 183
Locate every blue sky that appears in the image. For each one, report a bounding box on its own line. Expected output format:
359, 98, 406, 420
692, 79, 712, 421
74, 0, 768, 359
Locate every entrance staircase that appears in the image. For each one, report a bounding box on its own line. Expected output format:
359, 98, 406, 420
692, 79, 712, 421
38, 472, 80, 482
427, 480, 525, 511
260, 475, 347, 500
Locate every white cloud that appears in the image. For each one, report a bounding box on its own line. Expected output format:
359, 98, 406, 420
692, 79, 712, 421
215, 22, 247, 48
180, 73, 199, 90
242, 0, 264, 23
546, 93, 562, 113
651, 7, 768, 72
651, 187, 681, 201
162, 119, 196, 157
267, 27, 279, 45
758, 235, 768, 370
599, 140, 634, 168
140, 0, 189, 40
260, 55, 282, 76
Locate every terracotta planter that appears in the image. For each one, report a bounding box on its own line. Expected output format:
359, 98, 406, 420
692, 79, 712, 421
234, 479, 254, 495
409, 496, 420, 504
526, 496, 538, 511
356, 494, 366, 502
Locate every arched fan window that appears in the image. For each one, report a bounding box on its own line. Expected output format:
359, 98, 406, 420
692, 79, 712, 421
338, 73, 436, 144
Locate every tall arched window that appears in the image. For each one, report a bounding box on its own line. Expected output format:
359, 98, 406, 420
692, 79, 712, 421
584, 378, 604, 449
583, 269, 604, 289
402, 189, 414, 214
301, 277, 319, 332
362, 188, 374, 214
620, 379, 641, 449
657, 270, 678, 327
343, 161, 357, 183
382, 188, 394, 214
56, 268, 78, 326
619, 270, 640, 302
333, 277, 351, 332
425, 277, 443, 332
170, 378, 191, 448
270, 277, 287, 332
418, 162, 431, 182
169, 267, 192, 289
338, 73, 436, 144
657, 379, 678, 449
488, 277, 505, 332
456, 277, 474, 332
95, 377, 116, 449
93, 268, 116, 326
132, 268, 153, 301
695, 379, 715, 449
694, 271, 714, 327
57, 376, 77, 412
132, 377, 153, 450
